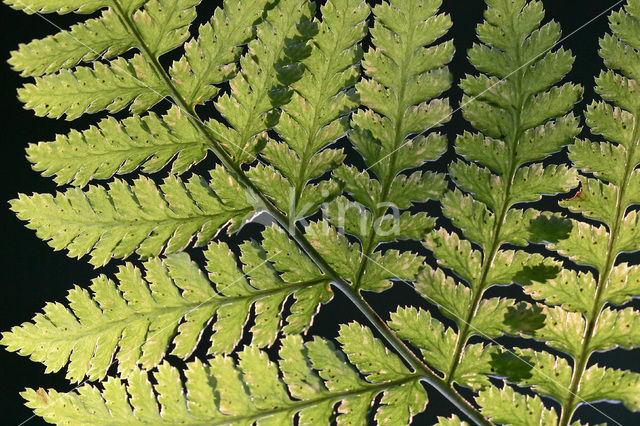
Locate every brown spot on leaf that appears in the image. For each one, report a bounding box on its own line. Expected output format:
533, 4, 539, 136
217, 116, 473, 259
564, 182, 583, 202
36, 388, 51, 405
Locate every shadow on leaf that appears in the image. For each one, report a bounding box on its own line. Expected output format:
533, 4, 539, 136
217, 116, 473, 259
513, 264, 562, 286
527, 213, 573, 244
489, 350, 534, 382
504, 302, 546, 334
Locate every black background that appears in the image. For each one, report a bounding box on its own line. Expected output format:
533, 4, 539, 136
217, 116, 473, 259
1, 0, 639, 425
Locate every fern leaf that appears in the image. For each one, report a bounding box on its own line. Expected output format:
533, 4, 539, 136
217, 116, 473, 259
13, 0, 202, 120
11, 0, 636, 424
578, 366, 640, 411
9, 9, 134, 77
604, 262, 640, 305
23, 327, 427, 425
569, 134, 628, 187
305, 220, 423, 292
524, 269, 596, 314
306, 220, 363, 278
26, 106, 207, 187
589, 307, 640, 351
532, 307, 585, 358
413, 0, 580, 396
20, 0, 269, 189
553, 221, 609, 271
338, 323, 428, 424
246, 164, 342, 220
325, 198, 436, 244
389, 306, 492, 391
477, 384, 559, 426
510, 3, 640, 421
132, 0, 198, 58
11, 171, 252, 266
415, 267, 471, 323
258, 0, 369, 220
2, 231, 331, 382
19, 53, 165, 120
363, 249, 425, 291
214, 0, 315, 164
436, 415, 470, 426
560, 176, 619, 225
313, 0, 452, 293
170, 0, 268, 106
499, 349, 573, 404
388, 290, 545, 393
3, 0, 117, 14
498, 349, 640, 418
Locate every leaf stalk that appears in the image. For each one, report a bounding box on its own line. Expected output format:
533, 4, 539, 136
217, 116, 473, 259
109, 2, 492, 423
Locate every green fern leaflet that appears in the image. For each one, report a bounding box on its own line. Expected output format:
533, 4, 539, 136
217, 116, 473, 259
3, 0, 640, 425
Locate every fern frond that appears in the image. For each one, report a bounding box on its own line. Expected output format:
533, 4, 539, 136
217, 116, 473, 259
9, 8, 134, 77
3, 0, 129, 15
170, 0, 268, 106
436, 415, 470, 426
19, 53, 165, 120
14, 0, 301, 264
16, 0, 200, 119
313, 0, 452, 293
409, 0, 580, 394
11, 170, 252, 266
388, 264, 549, 391
214, 0, 316, 164
22, 326, 427, 425
20, 0, 270, 189
305, 220, 424, 292
26, 106, 207, 187
507, 2, 640, 422
2, 229, 330, 382
254, 0, 369, 221
12, 0, 264, 121
487, 349, 640, 424
12, 0, 342, 274
11, 0, 631, 423
476, 384, 559, 425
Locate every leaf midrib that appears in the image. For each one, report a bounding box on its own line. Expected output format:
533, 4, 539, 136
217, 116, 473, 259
292, 9, 356, 210
38, 207, 251, 226
41, 140, 205, 159
49, 375, 419, 425
107, 2, 491, 424
30, 278, 326, 345
558, 102, 640, 426
353, 3, 420, 291
445, 21, 528, 385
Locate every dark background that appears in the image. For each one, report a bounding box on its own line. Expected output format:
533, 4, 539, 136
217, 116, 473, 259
1, 0, 638, 425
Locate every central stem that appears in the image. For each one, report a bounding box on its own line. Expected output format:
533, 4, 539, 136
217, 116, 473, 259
111, 3, 492, 424
445, 37, 525, 384
353, 4, 417, 291
558, 107, 640, 426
